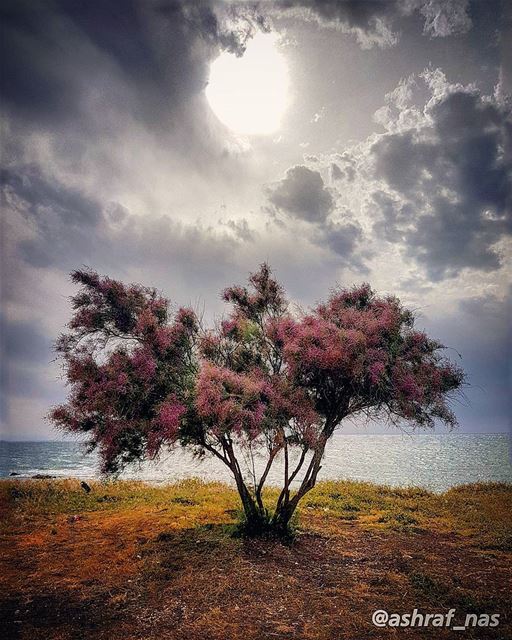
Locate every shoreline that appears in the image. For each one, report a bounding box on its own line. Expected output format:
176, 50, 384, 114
3, 475, 512, 495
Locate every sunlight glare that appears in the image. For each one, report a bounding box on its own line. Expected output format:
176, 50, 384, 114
206, 32, 290, 136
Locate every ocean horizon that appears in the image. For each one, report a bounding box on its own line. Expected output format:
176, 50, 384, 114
2, 432, 511, 493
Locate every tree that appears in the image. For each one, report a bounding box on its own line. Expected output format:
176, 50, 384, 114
50, 265, 464, 537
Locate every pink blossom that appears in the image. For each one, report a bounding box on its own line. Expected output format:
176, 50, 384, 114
52, 265, 464, 479
135, 308, 157, 334
196, 362, 267, 437
132, 349, 156, 380
221, 318, 238, 336
176, 307, 197, 328
369, 361, 386, 384
154, 326, 172, 350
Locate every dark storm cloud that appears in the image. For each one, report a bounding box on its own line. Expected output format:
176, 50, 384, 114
0, 0, 258, 129
422, 289, 512, 431
276, 0, 472, 48
0, 314, 55, 419
2, 165, 243, 278
268, 165, 334, 222
322, 219, 368, 270
371, 190, 414, 243
1, 168, 100, 226
266, 165, 367, 268
0, 0, 266, 311
0, 315, 50, 364
1, 166, 105, 269
369, 74, 512, 279
323, 219, 361, 255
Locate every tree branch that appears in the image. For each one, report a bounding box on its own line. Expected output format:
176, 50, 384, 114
288, 446, 308, 484
255, 444, 282, 511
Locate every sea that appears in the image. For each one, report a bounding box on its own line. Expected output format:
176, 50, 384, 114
1, 433, 511, 493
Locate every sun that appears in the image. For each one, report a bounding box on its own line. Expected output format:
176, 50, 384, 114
206, 32, 290, 136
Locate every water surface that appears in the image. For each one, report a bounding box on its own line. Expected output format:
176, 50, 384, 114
2, 433, 510, 492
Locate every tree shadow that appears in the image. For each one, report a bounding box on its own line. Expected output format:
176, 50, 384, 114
1, 589, 131, 640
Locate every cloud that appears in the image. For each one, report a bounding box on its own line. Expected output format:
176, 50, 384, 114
0, 0, 268, 196
369, 70, 512, 279
222, 218, 257, 242
323, 220, 363, 257
330, 153, 356, 181
330, 163, 343, 180
1, 166, 105, 269
0, 315, 51, 364
267, 165, 334, 222
266, 165, 367, 269
322, 70, 511, 281
1, 165, 246, 283
276, 0, 472, 49
1, 2, 508, 441
0, 313, 59, 440
1, 167, 101, 227
416, 0, 472, 38
1, 161, 353, 438
421, 288, 512, 431
0, 0, 257, 129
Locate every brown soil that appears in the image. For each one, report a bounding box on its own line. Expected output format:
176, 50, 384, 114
1, 480, 510, 640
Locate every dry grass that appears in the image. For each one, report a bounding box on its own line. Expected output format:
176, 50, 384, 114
1, 478, 511, 639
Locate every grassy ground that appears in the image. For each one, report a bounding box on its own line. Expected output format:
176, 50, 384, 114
1, 478, 511, 639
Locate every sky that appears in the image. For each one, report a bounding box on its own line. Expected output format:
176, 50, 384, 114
1, 0, 511, 440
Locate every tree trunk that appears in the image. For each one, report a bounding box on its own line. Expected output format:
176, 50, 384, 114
204, 436, 271, 535
222, 438, 270, 535
209, 429, 333, 538
270, 431, 330, 535
236, 478, 270, 535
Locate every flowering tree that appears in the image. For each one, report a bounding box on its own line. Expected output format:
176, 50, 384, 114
51, 265, 464, 536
